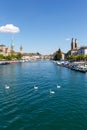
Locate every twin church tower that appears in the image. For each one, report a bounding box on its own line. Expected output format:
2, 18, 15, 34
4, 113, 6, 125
10, 43, 23, 54
71, 38, 79, 50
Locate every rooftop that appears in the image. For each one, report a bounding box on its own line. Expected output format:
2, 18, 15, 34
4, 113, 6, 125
0, 44, 6, 47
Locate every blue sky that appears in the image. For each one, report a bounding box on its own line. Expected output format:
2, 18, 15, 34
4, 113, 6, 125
0, 0, 87, 54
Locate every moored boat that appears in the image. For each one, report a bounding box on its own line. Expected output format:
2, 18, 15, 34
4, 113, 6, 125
0, 61, 10, 65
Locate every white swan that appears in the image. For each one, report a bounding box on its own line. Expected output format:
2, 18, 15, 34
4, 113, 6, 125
34, 85, 38, 90
50, 89, 55, 94
57, 84, 61, 88
5, 84, 10, 89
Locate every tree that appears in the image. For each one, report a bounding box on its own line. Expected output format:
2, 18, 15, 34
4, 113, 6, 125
66, 54, 87, 62
36, 52, 41, 55
53, 48, 62, 60
16, 53, 22, 60
0, 54, 4, 60
5, 55, 12, 60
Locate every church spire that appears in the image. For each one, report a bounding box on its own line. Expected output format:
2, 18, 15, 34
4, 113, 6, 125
71, 38, 75, 50
75, 38, 78, 49
20, 45, 23, 54
10, 39, 14, 54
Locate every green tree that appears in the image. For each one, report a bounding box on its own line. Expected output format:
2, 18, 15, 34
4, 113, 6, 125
16, 53, 22, 60
36, 52, 41, 55
0, 54, 4, 60
66, 54, 87, 62
5, 55, 12, 60
53, 48, 62, 60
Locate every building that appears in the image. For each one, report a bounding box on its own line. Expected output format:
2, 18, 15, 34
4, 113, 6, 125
78, 46, 87, 55
71, 38, 78, 50
66, 38, 87, 57
70, 38, 79, 55
10, 43, 14, 54
22, 53, 41, 60
61, 52, 65, 60
0, 43, 23, 56
0, 45, 9, 56
20, 45, 23, 54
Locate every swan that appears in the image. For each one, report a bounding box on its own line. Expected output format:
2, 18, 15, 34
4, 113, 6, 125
57, 84, 61, 88
34, 85, 38, 90
50, 89, 55, 94
5, 84, 10, 89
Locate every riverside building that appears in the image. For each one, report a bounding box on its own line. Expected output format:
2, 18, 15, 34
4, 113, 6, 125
0, 44, 23, 56
67, 38, 87, 56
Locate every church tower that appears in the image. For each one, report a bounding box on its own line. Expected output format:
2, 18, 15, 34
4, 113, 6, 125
75, 39, 78, 49
71, 38, 75, 50
20, 45, 23, 54
10, 40, 14, 54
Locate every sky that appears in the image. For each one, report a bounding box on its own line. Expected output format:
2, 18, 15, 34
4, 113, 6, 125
0, 0, 87, 55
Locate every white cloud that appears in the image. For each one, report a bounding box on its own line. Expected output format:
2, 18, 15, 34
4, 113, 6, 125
0, 24, 20, 33
66, 38, 70, 41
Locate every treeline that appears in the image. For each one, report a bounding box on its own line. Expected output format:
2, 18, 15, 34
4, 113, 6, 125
0, 53, 22, 61
66, 54, 87, 61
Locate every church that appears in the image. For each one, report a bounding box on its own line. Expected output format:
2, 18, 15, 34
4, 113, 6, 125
69, 38, 79, 55
67, 38, 87, 55
0, 43, 23, 56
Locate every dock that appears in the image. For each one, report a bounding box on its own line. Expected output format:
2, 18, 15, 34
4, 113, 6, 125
53, 61, 87, 73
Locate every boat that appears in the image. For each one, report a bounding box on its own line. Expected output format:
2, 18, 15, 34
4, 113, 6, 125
0, 61, 10, 65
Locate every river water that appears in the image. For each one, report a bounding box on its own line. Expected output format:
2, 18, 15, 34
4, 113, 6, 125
0, 60, 87, 130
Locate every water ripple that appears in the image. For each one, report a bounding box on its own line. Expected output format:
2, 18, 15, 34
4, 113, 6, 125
0, 61, 87, 129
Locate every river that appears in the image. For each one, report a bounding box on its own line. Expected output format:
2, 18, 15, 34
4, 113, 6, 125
0, 60, 87, 130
